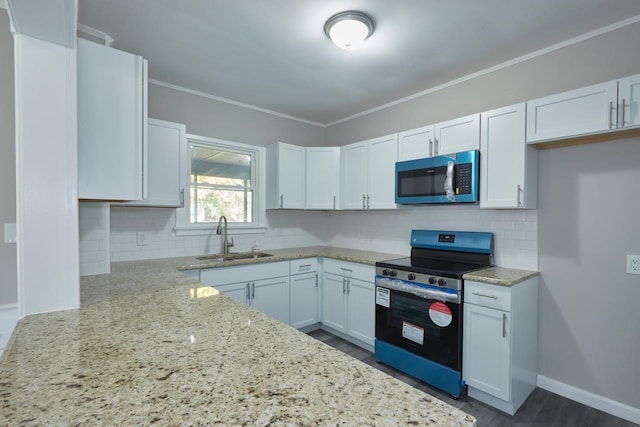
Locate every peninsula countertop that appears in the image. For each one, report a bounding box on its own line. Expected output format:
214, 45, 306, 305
0, 248, 476, 426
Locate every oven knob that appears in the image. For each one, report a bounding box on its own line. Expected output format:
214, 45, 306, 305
438, 278, 447, 287
428, 277, 437, 285
389, 270, 397, 277
407, 273, 416, 281
382, 269, 390, 276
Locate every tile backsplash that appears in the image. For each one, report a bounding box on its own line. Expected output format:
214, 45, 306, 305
109, 205, 538, 270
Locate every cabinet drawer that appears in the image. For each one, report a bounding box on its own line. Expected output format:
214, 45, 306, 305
290, 258, 318, 275
465, 280, 512, 312
323, 259, 374, 282
200, 261, 289, 286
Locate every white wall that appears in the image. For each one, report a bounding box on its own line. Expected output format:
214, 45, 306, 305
0, 9, 17, 306
538, 137, 640, 412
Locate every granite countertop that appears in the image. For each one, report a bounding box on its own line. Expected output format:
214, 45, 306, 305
0, 247, 476, 426
463, 266, 539, 286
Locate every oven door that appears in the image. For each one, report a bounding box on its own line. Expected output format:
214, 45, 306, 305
375, 282, 462, 371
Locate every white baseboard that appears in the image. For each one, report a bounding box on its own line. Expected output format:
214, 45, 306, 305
537, 374, 640, 424
0, 303, 19, 353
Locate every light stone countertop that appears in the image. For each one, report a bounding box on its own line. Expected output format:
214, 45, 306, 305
463, 266, 539, 286
0, 247, 476, 426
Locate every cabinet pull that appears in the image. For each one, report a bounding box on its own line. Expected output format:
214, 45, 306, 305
502, 313, 507, 338
342, 278, 346, 294
299, 264, 312, 269
366, 194, 370, 209
362, 194, 366, 209
246, 283, 250, 300
434, 137, 439, 156
340, 267, 352, 273
621, 98, 627, 127
251, 282, 255, 300
179, 189, 185, 207
346, 278, 351, 294
429, 139, 433, 157
280, 194, 283, 208
609, 101, 615, 129
517, 185, 522, 207
333, 195, 336, 210
471, 292, 498, 299
315, 273, 318, 287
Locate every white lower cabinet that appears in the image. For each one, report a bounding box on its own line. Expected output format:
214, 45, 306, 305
322, 259, 375, 348
200, 261, 290, 324
463, 277, 539, 415
289, 258, 320, 329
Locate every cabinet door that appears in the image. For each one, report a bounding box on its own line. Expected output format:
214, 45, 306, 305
526, 80, 618, 143
252, 276, 290, 324
279, 143, 306, 209
322, 273, 348, 332
306, 147, 340, 209
346, 278, 375, 346
290, 272, 319, 329
434, 113, 480, 156
216, 282, 249, 305
122, 119, 184, 207
480, 104, 535, 209
77, 38, 146, 201
463, 303, 511, 401
618, 73, 640, 128
398, 125, 435, 161
340, 142, 369, 209
367, 134, 398, 209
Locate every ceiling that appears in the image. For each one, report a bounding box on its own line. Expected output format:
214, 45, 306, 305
78, 1, 640, 126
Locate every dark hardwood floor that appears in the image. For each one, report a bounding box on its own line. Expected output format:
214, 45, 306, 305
307, 330, 637, 427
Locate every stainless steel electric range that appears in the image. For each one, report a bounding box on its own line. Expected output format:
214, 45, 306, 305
374, 229, 494, 397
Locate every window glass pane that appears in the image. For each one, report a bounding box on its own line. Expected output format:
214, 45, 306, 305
189, 145, 253, 224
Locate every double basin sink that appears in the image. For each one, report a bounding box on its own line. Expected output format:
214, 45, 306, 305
196, 251, 274, 262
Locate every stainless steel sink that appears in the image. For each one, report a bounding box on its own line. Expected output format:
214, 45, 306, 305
196, 251, 273, 262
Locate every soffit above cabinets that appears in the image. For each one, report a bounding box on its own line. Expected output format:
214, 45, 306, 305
78, 0, 640, 125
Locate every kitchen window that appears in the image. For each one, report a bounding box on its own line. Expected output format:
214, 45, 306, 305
175, 134, 266, 235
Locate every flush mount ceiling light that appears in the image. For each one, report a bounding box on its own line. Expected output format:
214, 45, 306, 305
324, 11, 375, 50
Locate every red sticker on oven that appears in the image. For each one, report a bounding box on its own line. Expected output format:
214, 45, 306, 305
428, 302, 453, 327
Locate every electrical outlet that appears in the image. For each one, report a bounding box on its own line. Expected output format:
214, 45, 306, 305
627, 255, 640, 275
136, 231, 149, 246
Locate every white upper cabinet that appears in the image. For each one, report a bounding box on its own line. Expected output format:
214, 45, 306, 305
306, 147, 340, 209
397, 125, 434, 161
434, 113, 481, 156
77, 38, 147, 200
397, 114, 480, 161
618, 73, 640, 128
266, 142, 306, 209
526, 80, 618, 143
480, 104, 537, 209
341, 134, 398, 210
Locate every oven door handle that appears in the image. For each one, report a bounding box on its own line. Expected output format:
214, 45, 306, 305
376, 278, 460, 304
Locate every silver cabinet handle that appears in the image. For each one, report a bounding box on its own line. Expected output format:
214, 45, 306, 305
429, 139, 433, 157
621, 98, 627, 127
299, 264, 312, 269
609, 101, 615, 129
502, 313, 507, 338
280, 194, 283, 208
340, 267, 352, 273
333, 195, 336, 209
362, 194, 366, 209
179, 189, 185, 207
434, 137, 439, 156
366, 194, 370, 209
342, 278, 346, 294
251, 282, 255, 300
246, 283, 250, 300
471, 292, 498, 299
346, 278, 350, 294
315, 273, 318, 287
517, 185, 522, 207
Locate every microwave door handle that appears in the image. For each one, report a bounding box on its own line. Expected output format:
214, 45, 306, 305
444, 159, 456, 201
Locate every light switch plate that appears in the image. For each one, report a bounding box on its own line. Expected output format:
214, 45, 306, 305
136, 231, 149, 246
627, 255, 640, 275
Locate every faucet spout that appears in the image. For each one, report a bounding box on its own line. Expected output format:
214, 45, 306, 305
216, 216, 234, 254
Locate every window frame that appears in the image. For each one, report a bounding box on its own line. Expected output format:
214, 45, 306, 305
174, 133, 266, 236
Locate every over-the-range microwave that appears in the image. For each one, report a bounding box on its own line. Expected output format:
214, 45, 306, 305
395, 150, 479, 204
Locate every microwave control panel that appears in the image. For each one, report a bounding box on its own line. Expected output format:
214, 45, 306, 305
456, 163, 472, 195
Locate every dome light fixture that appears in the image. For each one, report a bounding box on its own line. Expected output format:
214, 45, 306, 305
324, 11, 375, 50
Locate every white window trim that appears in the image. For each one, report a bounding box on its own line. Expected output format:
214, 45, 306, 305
174, 133, 266, 236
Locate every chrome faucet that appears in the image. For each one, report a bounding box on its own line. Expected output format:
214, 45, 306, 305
216, 215, 234, 254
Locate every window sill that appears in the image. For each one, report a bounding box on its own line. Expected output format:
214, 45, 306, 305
173, 224, 267, 237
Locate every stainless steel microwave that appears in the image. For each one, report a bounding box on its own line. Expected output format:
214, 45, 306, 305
395, 150, 479, 204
